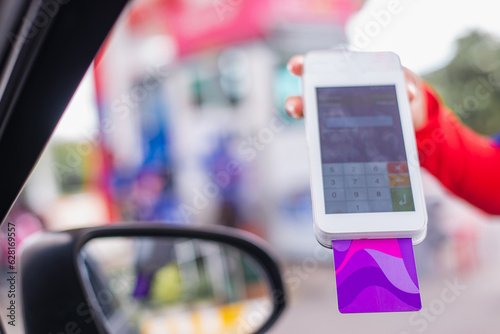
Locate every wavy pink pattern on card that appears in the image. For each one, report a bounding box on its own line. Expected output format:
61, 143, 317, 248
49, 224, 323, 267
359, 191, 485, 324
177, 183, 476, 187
333, 238, 421, 313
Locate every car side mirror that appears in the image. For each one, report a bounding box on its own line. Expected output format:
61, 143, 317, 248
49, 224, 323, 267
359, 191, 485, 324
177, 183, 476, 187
20, 224, 286, 334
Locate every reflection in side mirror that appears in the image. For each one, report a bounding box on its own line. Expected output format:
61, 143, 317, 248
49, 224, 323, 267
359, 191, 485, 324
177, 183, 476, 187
80, 236, 276, 334
20, 225, 285, 333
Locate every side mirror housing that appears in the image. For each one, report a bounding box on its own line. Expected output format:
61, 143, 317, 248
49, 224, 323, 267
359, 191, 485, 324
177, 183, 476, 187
20, 223, 286, 334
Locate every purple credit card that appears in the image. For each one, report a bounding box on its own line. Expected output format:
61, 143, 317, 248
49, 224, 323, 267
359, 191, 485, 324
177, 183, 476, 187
332, 238, 421, 313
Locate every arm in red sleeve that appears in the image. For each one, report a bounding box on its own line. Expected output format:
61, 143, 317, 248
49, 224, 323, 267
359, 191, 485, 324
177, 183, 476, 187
416, 84, 500, 214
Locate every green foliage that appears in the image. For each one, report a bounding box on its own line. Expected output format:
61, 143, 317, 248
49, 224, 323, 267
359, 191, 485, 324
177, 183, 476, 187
423, 31, 500, 136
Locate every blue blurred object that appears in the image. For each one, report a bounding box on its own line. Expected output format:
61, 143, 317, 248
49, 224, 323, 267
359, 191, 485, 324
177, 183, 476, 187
109, 82, 184, 223
492, 131, 500, 148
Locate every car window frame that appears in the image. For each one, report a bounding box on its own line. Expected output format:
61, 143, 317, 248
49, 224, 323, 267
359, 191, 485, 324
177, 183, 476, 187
0, 0, 131, 224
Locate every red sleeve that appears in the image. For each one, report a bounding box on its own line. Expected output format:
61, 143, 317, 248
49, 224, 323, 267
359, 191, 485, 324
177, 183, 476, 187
415, 84, 500, 214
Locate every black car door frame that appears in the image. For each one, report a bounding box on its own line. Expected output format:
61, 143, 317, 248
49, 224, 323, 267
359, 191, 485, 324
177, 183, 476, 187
0, 0, 131, 332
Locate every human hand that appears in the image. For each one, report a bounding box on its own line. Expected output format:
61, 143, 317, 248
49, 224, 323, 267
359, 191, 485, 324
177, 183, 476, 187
284, 55, 428, 131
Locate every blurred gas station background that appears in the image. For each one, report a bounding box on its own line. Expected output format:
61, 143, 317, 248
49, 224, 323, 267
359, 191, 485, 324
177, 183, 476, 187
5, 0, 500, 333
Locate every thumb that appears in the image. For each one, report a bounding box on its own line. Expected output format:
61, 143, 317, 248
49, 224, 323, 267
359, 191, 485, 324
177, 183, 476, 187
407, 81, 417, 102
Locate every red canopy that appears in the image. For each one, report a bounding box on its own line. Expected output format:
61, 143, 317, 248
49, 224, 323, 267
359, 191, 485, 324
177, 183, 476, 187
127, 0, 364, 56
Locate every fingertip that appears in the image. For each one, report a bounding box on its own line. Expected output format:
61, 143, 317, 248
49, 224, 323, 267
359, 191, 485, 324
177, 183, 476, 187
285, 96, 304, 118
287, 55, 304, 76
